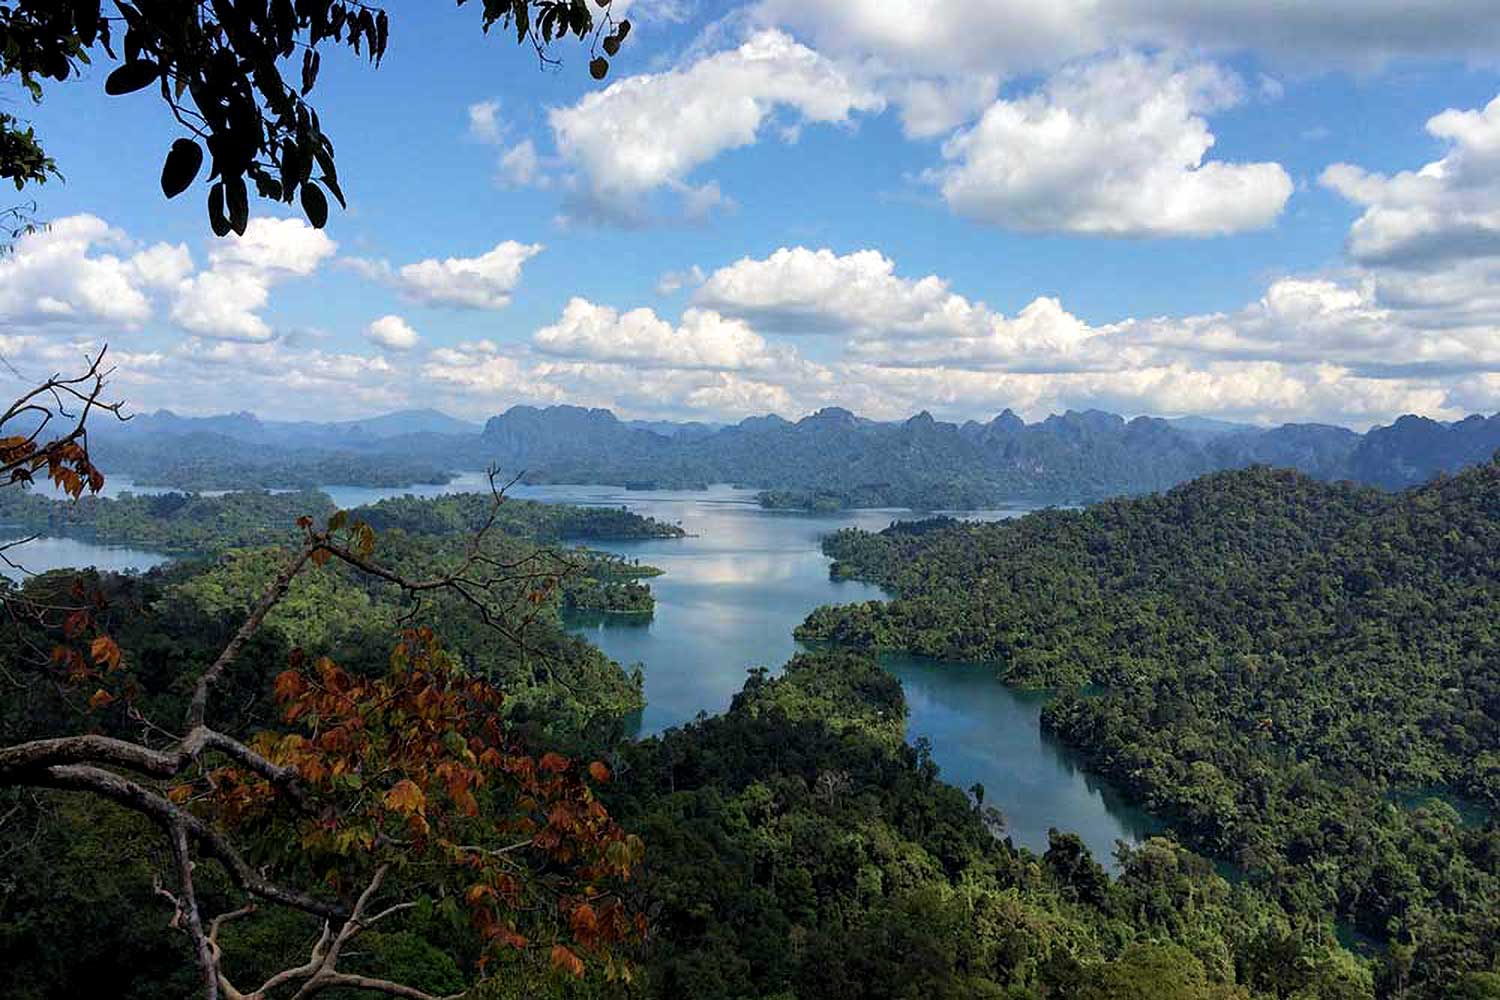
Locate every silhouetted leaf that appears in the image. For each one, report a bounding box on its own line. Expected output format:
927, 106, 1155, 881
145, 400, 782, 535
208, 182, 232, 237
301, 182, 329, 228
160, 139, 203, 198
104, 59, 160, 95
225, 175, 249, 235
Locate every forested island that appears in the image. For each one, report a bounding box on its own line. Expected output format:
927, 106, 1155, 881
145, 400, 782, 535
0, 486, 683, 620
800, 462, 1500, 997
0, 485, 684, 553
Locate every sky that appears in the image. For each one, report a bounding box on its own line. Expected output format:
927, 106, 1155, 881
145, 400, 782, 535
4, 0, 1500, 428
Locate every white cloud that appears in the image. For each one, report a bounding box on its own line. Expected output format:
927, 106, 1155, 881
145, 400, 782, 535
499, 140, 542, 187
366, 314, 421, 351
684, 237, 1500, 423
698, 246, 1108, 368
753, 0, 1500, 79
1322, 95, 1500, 267
169, 218, 337, 342
420, 340, 563, 402
929, 54, 1292, 236
533, 297, 789, 370
0, 215, 190, 330
348, 241, 543, 310
467, 99, 503, 144
548, 29, 883, 214
698, 246, 987, 337
657, 265, 706, 295
896, 75, 1001, 139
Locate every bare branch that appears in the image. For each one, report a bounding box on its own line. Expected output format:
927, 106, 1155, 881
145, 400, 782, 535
187, 544, 315, 729
31, 765, 344, 922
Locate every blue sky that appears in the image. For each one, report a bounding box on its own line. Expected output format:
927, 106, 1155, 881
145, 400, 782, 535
5, 0, 1500, 427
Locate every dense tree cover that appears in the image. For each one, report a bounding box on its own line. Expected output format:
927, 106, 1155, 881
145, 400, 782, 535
6, 637, 1386, 999
561, 556, 659, 617
606, 649, 1373, 1000
0, 428, 675, 998
0, 486, 335, 552
355, 492, 685, 543
799, 464, 1500, 996
0, 524, 649, 997
0, 484, 682, 555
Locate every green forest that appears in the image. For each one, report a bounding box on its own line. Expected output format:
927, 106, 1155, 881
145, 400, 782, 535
799, 462, 1500, 997
7, 466, 1499, 998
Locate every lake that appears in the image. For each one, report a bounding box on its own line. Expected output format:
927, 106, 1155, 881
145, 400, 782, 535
510, 483, 1160, 863
0, 534, 172, 582
4, 480, 1159, 864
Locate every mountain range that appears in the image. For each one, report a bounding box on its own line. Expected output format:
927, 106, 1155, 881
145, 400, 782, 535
89, 404, 1500, 507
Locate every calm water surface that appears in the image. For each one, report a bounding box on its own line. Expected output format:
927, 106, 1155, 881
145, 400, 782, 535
9, 479, 1157, 862
0, 534, 171, 582
508, 483, 1158, 862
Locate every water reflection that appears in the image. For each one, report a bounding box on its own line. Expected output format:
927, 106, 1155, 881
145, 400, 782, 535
883, 653, 1162, 862
529, 483, 1150, 864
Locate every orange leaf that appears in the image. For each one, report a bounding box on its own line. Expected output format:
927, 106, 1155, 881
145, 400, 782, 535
273, 670, 306, 703
87, 688, 114, 711
383, 778, 426, 816
90, 635, 122, 671
588, 761, 610, 784
570, 902, 598, 937
539, 752, 570, 774
551, 944, 585, 978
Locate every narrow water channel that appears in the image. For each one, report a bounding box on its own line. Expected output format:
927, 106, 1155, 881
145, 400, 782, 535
512, 483, 1159, 863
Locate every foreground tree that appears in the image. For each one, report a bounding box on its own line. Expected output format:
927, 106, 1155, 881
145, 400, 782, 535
0, 362, 644, 999
1, 0, 630, 234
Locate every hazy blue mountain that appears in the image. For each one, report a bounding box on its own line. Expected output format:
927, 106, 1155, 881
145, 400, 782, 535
1348, 413, 1500, 488
302, 408, 481, 439
86, 402, 1500, 506
623, 418, 723, 439
1165, 415, 1260, 440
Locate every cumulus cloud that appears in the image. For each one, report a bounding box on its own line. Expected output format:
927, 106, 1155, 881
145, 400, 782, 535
698, 246, 1112, 370
699, 246, 999, 337
348, 241, 543, 310
548, 29, 882, 215
1322, 95, 1500, 267
927, 54, 1292, 236
170, 218, 337, 341
533, 297, 789, 370
366, 314, 421, 351
684, 236, 1500, 423
0, 215, 190, 330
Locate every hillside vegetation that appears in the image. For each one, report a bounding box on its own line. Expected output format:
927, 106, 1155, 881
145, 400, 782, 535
800, 463, 1500, 997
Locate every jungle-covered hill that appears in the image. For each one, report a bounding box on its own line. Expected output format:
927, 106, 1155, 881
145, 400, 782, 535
800, 461, 1500, 997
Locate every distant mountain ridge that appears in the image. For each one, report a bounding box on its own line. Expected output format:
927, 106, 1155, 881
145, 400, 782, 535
92, 403, 1500, 505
